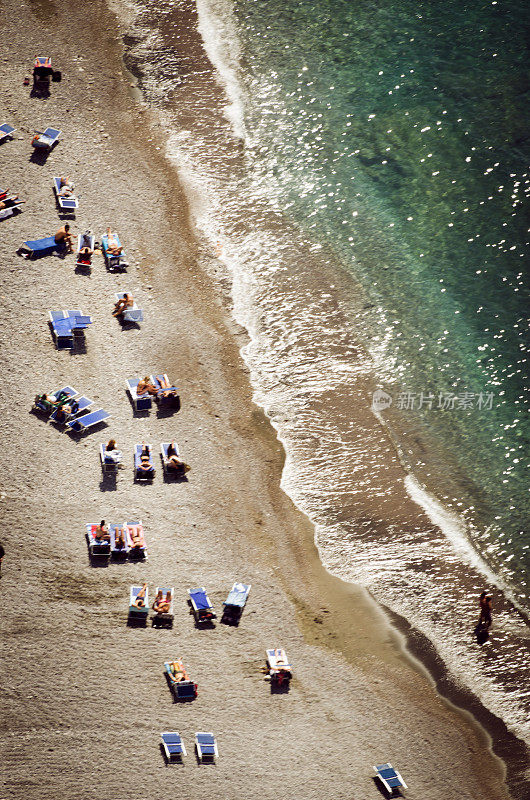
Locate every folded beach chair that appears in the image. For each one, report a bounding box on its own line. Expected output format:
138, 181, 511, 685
114, 293, 143, 323
374, 764, 408, 795
0, 123, 16, 143
152, 586, 174, 628
134, 443, 155, 479
99, 443, 122, 472
222, 582, 251, 625
128, 585, 149, 625
53, 177, 78, 211
124, 520, 146, 559
33, 385, 78, 414
85, 523, 111, 558
66, 408, 110, 433
0, 205, 24, 220
108, 523, 130, 559
49, 310, 92, 349
32, 127, 61, 149
161, 732, 186, 762
195, 732, 218, 763
50, 395, 93, 425
150, 374, 180, 410
101, 230, 128, 271
266, 648, 292, 687
164, 660, 198, 701
76, 232, 95, 268
126, 379, 152, 411
22, 236, 60, 258
188, 587, 216, 625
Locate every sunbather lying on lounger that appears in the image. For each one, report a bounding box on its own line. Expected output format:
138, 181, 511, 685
137, 444, 154, 475
137, 377, 158, 396
113, 526, 127, 549
0, 196, 25, 209
128, 525, 144, 550
132, 582, 148, 608
156, 375, 177, 398
167, 660, 188, 683
55, 223, 73, 253
94, 520, 110, 542
112, 293, 133, 317
0, 189, 9, 200
58, 176, 75, 197
153, 589, 172, 614
166, 442, 191, 474
105, 227, 123, 255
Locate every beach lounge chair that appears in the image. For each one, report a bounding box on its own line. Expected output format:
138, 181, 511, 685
0, 123, 16, 143
85, 523, 111, 559
134, 443, 155, 479
49, 310, 92, 349
33, 385, 78, 414
222, 582, 251, 625
126, 380, 152, 411
160, 442, 190, 478
188, 587, 216, 625
114, 293, 143, 323
195, 732, 218, 763
161, 732, 186, 762
108, 523, 130, 559
53, 176, 78, 211
32, 127, 61, 149
266, 648, 292, 687
0, 205, 24, 220
76, 232, 95, 268
99, 443, 122, 472
101, 230, 128, 271
21, 236, 60, 258
50, 395, 93, 425
124, 520, 146, 559
374, 764, 408, 795
164, 660, 198, 701
66, 408, 110, 434
128, 585, 149, 625
150, 374, 180, 410
33, 57, 60, 88
152, 586, 174, 628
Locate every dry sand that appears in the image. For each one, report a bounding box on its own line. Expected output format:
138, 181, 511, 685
0, 1, 521, 798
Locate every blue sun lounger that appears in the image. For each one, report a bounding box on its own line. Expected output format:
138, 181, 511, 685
115, 293, 143, 323
76, 232, 95, 268
101, 231, 128, 271
100, 443, 122, 472
50, 395, 93, 425
128, 585, 149, 624
86, 523, 111, 558
22, 236, 60, 258
33, 385, 78, 414
161, 732, 186, 762
109, 523, 130, 558
188, 587, 216, 625
53, 177, 78, 211
195, 732, 218, 763
0, 123, 16, 143
374, 764, 408, 794
134, 443, 155, 479
67, 408, 110, 433
49, 310, 92, 349
222, 582, 251, 625
152, 586, 174, 628
126, 379, 152, 411
32, 127, 61, 149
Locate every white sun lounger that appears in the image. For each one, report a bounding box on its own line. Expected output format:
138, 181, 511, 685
195, 732, 218, 762
161, 732, 186, 762
127, 379, 152, 411
99, 443, 122, 472
124, 520, 146, 559
85, 523, 111, 558
76, 232, 94, 268
152, 586, 174, 628
32, 127, 61, 149
374, 763, 408, 794
129, 585, 149, 624
53, 176, 78, 211
0, 123, 16, 143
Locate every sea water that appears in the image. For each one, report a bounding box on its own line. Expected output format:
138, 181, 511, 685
118, 0, 530, 743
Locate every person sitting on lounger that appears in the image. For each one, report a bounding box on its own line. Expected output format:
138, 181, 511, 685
53, 405, 69, 424
55, 223, 73, 253
153, 589, 172, 614
58, 176, 75, 197
94, 520, 110, 541
104, 438, 122, 464
112, 293, 133, 317
0, 196, 25, 209
165, 442, 191, 475
132, 583, 147, 608
137, 377, 158, 396
105, 227, 123, 255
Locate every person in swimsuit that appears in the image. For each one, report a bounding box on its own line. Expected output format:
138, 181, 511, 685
94, 520, 110, 542
0, 196, 25, 209
127, 524, 144, 550
136, 377, 158, 396
165, 443, 191, 475
105, 227, 123, 255
153, 589, 172, 614
55, 223, 73, 252
132, 583, 147, 608
112, 293, 133, 317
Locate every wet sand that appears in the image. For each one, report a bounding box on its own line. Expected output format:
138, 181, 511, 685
0, 0, 523, 798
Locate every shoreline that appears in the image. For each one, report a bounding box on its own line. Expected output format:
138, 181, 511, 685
0, 0, 526, 798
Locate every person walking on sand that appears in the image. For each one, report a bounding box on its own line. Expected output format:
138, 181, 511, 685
478, 590, 492, 629
55, 223, 73, 253
0, 541, 4, 576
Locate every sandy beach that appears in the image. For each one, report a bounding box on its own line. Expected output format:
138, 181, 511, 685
0, 1, 525, 798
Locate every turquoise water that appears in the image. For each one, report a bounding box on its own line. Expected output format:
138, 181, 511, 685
119, 0, 530, 743
232, 0, 529, 592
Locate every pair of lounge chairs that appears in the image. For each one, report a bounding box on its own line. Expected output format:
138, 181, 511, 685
31, 127, 61, 150
48, 309, 92, 350
87, 521, 146, 561
53, 176, 78, 211
161, 732, 218, 763
126, 375, 180, 412
127, 584, 172, 626
164, 660, 198, 701
33, 385, 109, 432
